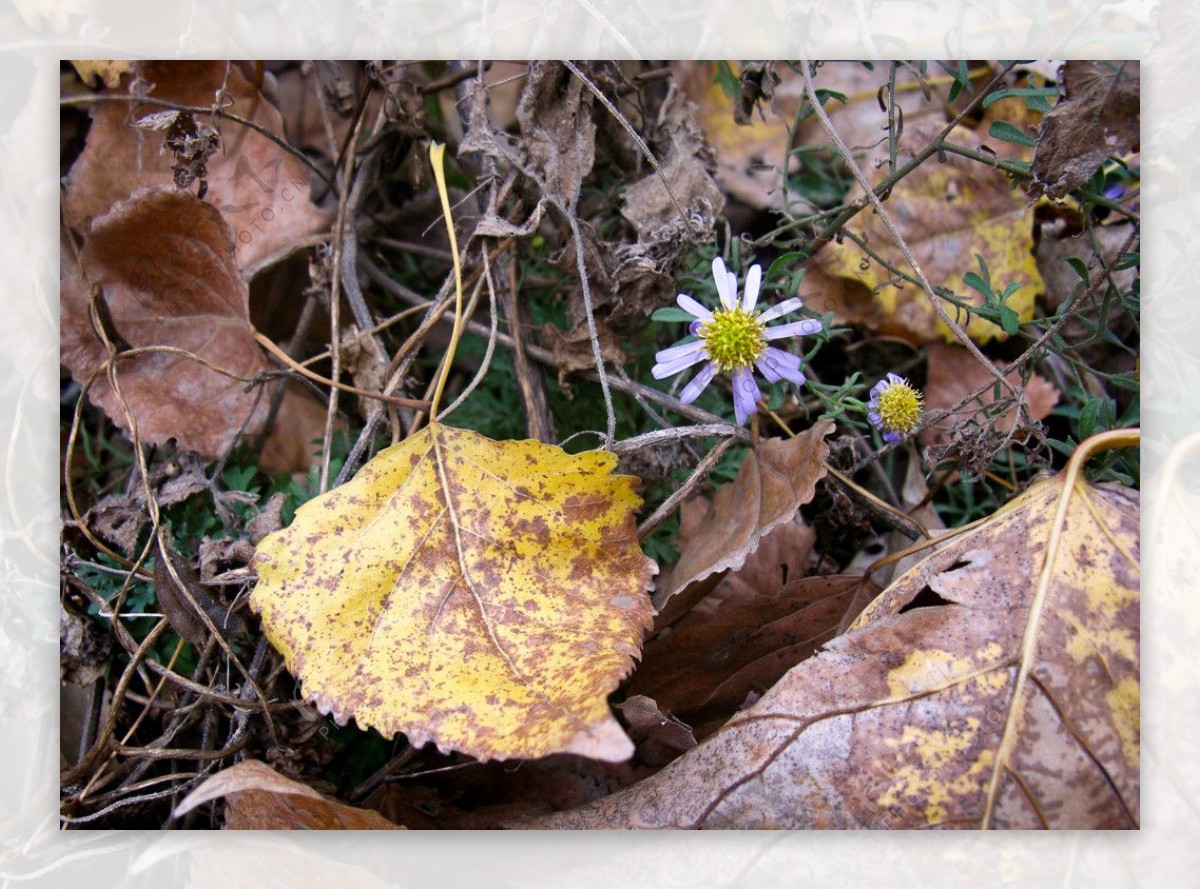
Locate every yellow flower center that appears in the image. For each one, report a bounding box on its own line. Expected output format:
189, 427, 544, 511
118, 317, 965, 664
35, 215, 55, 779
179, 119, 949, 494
877, 381, 923, 434
700, 308, 766, 373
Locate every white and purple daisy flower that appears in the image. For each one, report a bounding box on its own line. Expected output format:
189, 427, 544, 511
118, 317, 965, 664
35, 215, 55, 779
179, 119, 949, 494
651, 257, 822, 425
867, 372, 924, 444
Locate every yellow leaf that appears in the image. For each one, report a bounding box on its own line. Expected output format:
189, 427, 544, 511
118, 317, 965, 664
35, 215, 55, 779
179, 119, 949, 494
250, 423, 656, 762
809, 115, 1043, 345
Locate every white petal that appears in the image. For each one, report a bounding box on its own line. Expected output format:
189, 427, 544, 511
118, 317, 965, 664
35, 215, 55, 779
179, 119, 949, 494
652, 347, 709, 379
756, 296, 805, 324
679, 361, 718, 404
742, 264, 762, 312
654, 339, 706, 365
764, 319, 823, 340
676, 293, 713, 320
712, 257, 736, 310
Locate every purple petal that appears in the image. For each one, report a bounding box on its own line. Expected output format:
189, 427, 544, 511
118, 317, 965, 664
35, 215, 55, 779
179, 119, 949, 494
742, 264, 762, 312
677, 293, 713, 320
731, 367, 762, 425
679, 361, 718, 404
756, 347, 806, 386
712, 257, 737, 310
756, 296, 805, 324
764, 318, 823, 340
652, 344, 709, 379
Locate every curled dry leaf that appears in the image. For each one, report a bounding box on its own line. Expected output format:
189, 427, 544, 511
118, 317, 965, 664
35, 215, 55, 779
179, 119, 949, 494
174, 759, 402, 829
63, 60, 333, 270
807, 115, 1042, 345
525, 469, 1138, 829
655, 419, 835, 626
60, 189, 322, 470
1029, 61, 1140, 200
250, 422, 656, 762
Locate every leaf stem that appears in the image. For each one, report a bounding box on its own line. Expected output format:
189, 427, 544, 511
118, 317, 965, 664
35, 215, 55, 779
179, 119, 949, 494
428, 142, 465, 422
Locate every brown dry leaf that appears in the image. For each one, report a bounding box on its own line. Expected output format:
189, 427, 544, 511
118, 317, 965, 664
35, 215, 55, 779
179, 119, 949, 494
515, 60, 596, 213
616, 695, 697, 758
63, 60, 333, 270
523, 469, 1138, 829
174, 760, 403, 829
684, 508, 815, 616
619, 82, 724, 240
1029, 61, 1140, 200
61, 188, 268, 459
538, 321, 626, 395
60, 189, 322, 470
807, 115, 1043, 345
251, 421, 656, 763
631, 574, 872, 740
921, 341, 1061, 449
654, 419, 835, 625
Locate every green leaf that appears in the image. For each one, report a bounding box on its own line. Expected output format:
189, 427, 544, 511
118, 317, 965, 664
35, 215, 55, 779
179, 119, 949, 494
981, 86, 1058, 110
988, 120, 1039, 148
998, 303, 1020, 336
651, 307, 698, 323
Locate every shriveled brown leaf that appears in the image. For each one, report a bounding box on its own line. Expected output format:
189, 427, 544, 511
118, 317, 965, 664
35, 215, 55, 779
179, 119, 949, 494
1029, 61, 1140, 200
63, 60, 333, 270
539, 321, 626, 395
524, 469, 1138, 829
60, 189, 323, 470
921, 341, 1060, 449
174, 760, 403, 829
807, 115, 1042, 345
655, 419, 834, 625
620, 84, 724, 240
515, 60, 596, 213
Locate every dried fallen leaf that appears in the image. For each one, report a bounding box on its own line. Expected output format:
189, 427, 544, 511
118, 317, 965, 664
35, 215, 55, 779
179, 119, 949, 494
525, 466, 1138, 828
63, 60, 332, 270
174, 760, 403, 829
921, 341, 1061, 449
60, 188, 322, 470
250, 422, 656, 762
632, 574, 872, 740
655, 419, 834, 626
1029, 61, 1140, 200
808, 115, 1043, 345
538, 321, 626, 395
